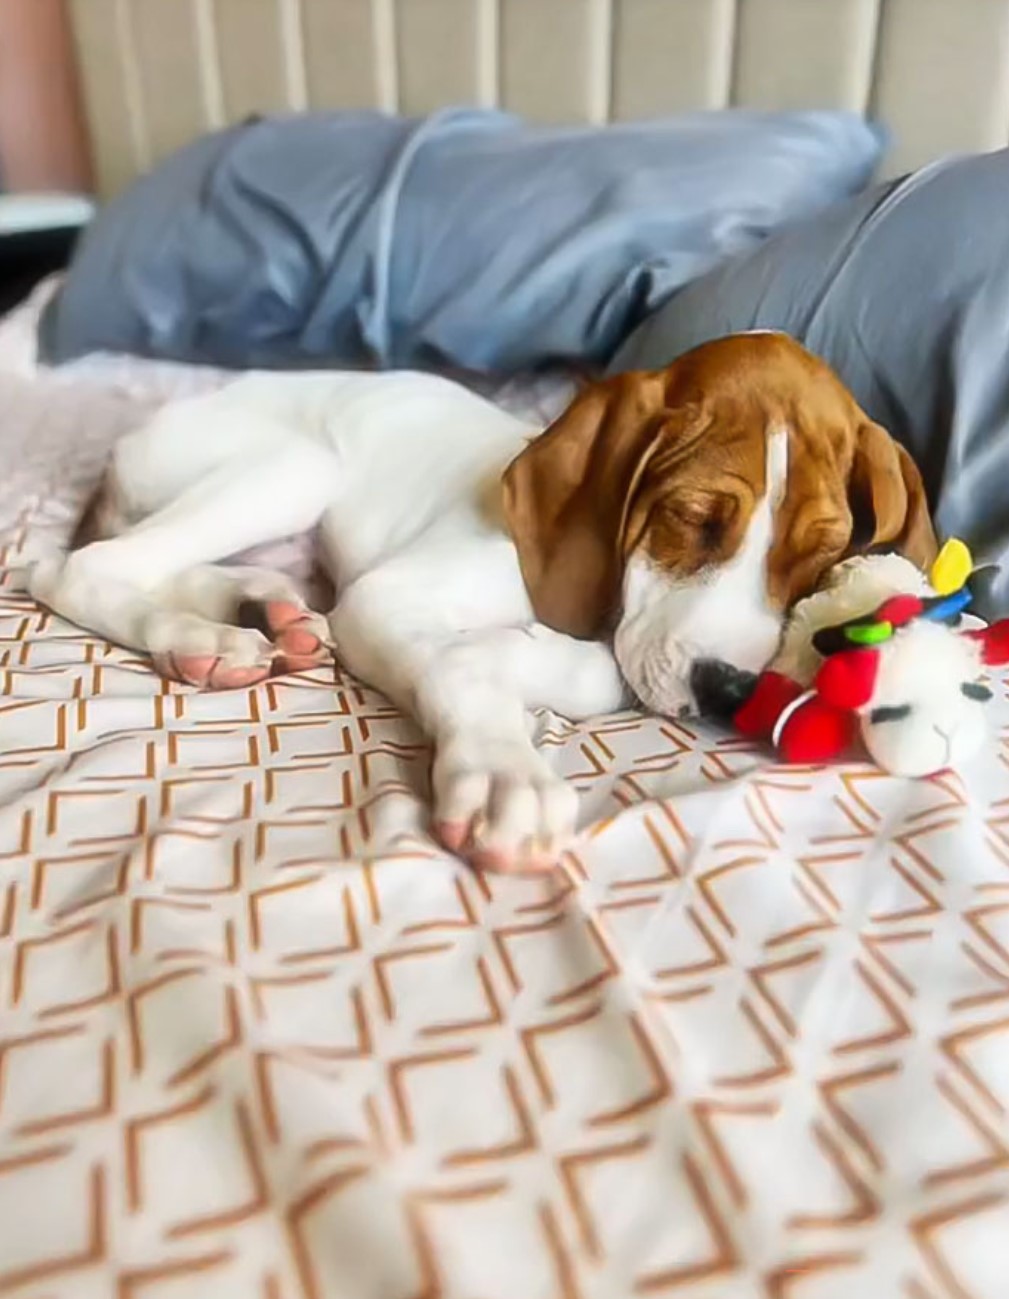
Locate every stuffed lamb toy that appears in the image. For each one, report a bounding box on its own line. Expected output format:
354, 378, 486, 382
694, 540, 1009, 777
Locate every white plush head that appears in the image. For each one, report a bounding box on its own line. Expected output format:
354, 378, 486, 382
855, 620, 991, 776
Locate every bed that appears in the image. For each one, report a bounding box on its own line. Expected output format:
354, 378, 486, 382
3, 3, 1009, 1296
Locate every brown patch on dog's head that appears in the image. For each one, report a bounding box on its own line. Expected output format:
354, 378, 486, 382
502, 333, 936, 638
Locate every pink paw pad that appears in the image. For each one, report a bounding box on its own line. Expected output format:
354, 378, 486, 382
154, 652, 270, 690
434, 820, 470, 855
434, 819, 559, 875
468, 847, 557, 876
238, 599, 329, 675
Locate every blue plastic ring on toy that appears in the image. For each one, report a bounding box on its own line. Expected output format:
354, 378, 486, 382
923, 588, 972, 623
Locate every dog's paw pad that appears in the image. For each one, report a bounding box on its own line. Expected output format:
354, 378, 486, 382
153, 650, 271, 690
146, 613, 274, 691
237, 598, 329, 675
433, 750, 578, 874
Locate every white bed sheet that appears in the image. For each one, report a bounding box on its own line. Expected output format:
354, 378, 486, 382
1, 283, 1008, 1299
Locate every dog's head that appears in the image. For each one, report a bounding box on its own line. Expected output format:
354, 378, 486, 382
502, 333, 936, 717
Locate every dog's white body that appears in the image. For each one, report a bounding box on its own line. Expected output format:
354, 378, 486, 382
29, 369, 782, 871
29, 372, 630, 870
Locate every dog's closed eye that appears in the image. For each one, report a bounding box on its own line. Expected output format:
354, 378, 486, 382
668, 493, 737, 552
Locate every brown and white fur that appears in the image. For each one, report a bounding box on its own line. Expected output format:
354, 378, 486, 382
27, 335, 935, 872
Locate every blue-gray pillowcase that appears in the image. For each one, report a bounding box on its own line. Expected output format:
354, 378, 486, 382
39, 107, 882, 374
609, 147, 1009, 617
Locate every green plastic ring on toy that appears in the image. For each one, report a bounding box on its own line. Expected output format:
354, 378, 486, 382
844, 621, 894, 646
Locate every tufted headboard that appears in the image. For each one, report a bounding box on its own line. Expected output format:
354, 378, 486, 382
68, 0, 1009, 198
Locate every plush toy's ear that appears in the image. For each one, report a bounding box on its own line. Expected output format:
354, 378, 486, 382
815, 648, 881, 710
875, 595, 925, 627
965, 619, 1009, 666
929, 538, 973, 595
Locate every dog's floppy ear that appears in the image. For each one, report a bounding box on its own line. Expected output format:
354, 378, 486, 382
501, 374, 673, 639
847, 421, 937, 569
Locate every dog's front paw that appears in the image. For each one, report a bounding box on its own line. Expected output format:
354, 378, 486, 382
432, 740, 578, 874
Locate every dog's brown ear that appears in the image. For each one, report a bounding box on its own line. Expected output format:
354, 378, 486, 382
847, 421, 937, 569
502, 374, 670, 638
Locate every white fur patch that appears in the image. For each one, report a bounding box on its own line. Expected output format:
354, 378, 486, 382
766, 426, 788, 506
614, 427, 790, 715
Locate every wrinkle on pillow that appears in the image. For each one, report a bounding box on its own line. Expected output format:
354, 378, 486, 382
609, 147, 1009, 618
39, 107, 883, 374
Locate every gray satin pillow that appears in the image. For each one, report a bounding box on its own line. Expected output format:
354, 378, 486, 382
39, 107, 882, 374
610, 148, 1009, 618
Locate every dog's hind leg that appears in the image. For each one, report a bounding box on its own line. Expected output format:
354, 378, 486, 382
29, 438, 338, 687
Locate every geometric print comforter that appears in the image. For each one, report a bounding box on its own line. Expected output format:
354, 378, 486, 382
1, 309, 1008, 1299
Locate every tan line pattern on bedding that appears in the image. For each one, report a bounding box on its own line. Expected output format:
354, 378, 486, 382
1, 298, 1009, 1297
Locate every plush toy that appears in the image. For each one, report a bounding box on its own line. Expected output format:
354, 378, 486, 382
694, 540, 1009, 777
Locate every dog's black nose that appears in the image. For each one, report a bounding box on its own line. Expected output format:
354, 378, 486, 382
690, 659, 759, 721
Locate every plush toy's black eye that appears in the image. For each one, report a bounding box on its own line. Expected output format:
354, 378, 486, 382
962, 681, 993, 703
869, 704, 913, 725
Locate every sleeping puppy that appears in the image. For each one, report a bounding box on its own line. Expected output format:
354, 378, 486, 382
29, 334, 935, 872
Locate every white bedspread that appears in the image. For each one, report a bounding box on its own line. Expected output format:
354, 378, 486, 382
1, 283, 1008, 1299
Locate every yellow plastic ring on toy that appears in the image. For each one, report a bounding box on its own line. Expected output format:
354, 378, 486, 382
930, 538, 973, 596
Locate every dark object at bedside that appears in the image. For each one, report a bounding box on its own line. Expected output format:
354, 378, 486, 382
0, 223, 81, 314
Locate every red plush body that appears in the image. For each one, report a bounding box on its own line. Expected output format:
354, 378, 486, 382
733, 671, 860, 764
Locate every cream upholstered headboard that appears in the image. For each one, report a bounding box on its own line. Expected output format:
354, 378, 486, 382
68, 0, 1009, 198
